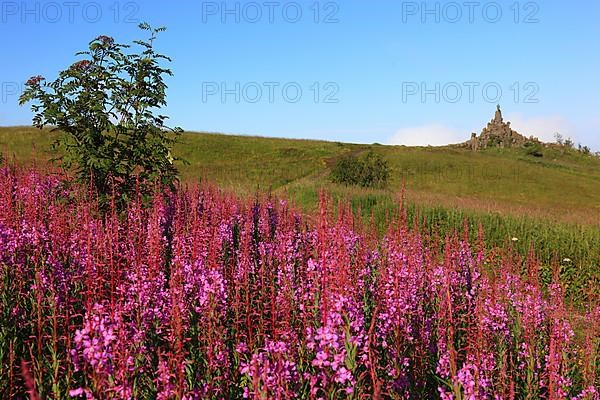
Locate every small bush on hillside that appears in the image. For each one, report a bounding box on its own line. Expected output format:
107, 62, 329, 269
578, 144, 591, 155
330, 154, 362, 186
564, 137, 575, 148
330, 151, 390, 188
523, 141, 543, 157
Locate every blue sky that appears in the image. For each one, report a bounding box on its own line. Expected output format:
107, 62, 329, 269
1, 0, 599, 149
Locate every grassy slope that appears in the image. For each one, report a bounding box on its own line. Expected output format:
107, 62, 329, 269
1, 126, 599, 298
1, 126, 599, 225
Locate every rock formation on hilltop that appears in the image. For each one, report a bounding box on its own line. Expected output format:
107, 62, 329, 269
467, 105, 539, 150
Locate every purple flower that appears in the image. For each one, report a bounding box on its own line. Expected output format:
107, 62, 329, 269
26, 75, 44, 86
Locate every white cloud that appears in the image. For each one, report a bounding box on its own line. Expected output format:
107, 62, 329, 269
505, 113, 577, 143
387, 114, 580, 147
387, 124, 466, 146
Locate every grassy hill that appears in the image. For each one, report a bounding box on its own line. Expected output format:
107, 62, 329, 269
4, 127, 598, 222
1, 126, 599, 300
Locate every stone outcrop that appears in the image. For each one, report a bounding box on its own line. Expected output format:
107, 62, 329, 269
467, 106, 538, 151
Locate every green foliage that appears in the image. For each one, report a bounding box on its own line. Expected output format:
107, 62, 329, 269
19, 23, 182, 206
554, 132, 564, 145
330, 154, 362, 186
564, 138, 575, 149
523, 141, 543, 157
487, 135, 501, 147
578, 144, 591, 155
330, 151, 390, 188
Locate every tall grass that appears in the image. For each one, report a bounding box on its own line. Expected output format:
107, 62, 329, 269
288, 185, 600, 305
1, 166, 598, 398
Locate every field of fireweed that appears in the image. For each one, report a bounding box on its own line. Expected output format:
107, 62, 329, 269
0, 166, 598, 399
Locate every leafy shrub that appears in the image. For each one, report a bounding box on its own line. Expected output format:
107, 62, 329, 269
19, 23, 182, 207
564, 138, 575, 148
578, 144, 591, 155
330, 154, 362, 186
359, 151, 391, 187
523, 141, 543, 157
330, 151, 390, 188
